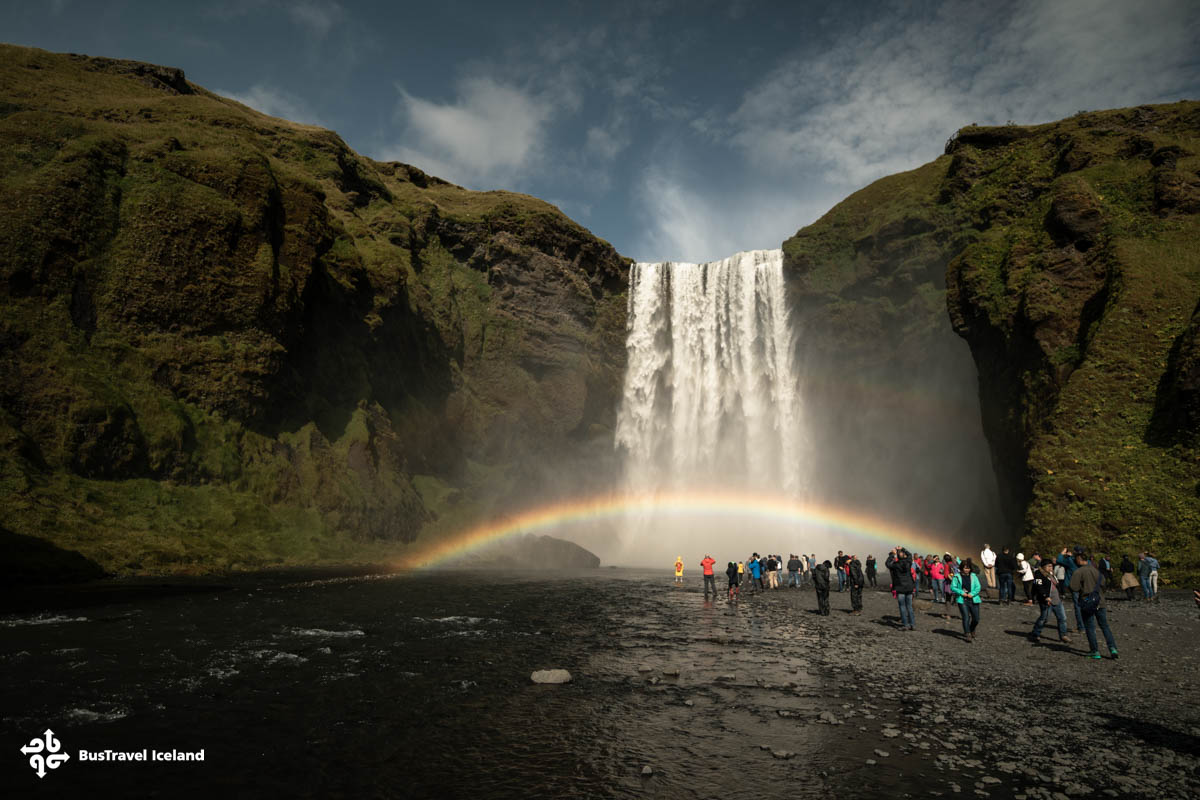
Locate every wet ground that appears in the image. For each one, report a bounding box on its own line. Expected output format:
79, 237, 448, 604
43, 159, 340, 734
2, 569, 1198, 799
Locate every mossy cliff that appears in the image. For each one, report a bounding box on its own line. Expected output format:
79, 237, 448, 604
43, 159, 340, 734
784, 102, 1200, 582
0, 46, 628, 576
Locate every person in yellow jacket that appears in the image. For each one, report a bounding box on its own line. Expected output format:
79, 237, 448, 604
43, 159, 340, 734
674, 556, 684, 584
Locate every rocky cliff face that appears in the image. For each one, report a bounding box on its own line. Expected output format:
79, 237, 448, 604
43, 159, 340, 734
784, 102, 1200, 580
0, 46, 628, 576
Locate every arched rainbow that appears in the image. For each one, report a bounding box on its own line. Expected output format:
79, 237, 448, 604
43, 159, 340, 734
395, 489, 952, 569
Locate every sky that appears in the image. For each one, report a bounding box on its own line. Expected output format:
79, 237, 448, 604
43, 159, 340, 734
3, 0, 1198, 263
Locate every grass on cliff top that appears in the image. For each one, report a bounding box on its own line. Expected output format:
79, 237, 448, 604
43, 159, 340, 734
782, 158, 951, 290
1026, 217, 1200, 581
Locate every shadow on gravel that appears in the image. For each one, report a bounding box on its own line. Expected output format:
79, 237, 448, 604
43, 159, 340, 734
1002, 629, 1081, 655
930, 628, 963, 638
1099, 713, 1200, 756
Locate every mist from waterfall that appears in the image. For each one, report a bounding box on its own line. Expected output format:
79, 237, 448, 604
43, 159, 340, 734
614, 249, 805, 561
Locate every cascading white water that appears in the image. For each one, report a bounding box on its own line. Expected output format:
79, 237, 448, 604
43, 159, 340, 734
615, 249, 805, 501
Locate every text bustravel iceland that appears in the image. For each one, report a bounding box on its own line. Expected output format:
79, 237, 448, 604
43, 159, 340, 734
80, 749, 206, 762
21, 730, 203, 779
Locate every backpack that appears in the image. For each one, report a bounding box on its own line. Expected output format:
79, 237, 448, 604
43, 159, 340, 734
1080, 571, 1104, 613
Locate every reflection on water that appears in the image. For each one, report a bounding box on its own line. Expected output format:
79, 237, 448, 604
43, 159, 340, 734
2, 570, 908, 798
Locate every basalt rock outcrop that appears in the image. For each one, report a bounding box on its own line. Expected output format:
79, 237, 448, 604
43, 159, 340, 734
0, 45, 628, 575
783, 102, 1200, 581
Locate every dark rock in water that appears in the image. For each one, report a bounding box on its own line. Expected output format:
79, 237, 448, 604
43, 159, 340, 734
1, 526, 107, 585
436, 534, 600, 570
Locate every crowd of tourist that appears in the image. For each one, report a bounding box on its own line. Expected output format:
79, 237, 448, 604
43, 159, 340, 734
680, 547, 1170, 660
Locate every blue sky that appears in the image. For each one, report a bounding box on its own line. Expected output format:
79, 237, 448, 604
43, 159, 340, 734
3, 0, 1198, 262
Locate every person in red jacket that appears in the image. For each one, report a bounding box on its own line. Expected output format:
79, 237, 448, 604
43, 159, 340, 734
700, 555, 717, 597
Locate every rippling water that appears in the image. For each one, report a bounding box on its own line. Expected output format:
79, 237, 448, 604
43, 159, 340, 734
3, 569, 921, 798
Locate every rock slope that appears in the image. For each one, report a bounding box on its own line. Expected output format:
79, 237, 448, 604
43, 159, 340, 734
0, 45, 628, 576
783, 102, 1200, 581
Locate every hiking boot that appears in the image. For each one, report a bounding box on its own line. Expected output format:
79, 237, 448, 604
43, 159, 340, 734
1061, 636, 1072, 644
1088, 651, 1102, 660
1028, 634, 1040, 644
1109, 647, 1119, 659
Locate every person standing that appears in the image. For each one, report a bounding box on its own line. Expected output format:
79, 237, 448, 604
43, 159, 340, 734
726, 561, 740, 602
1058, 547, 1085, 632
1119, 555, 1139, 600
1069, 552, 1118, 659
1017, 552, 1034, 605
941, 554, 957, 619
767, 554, 779, 589
674, 556, 684, 585
865, 555, 877, 587
1097, 553, 1114, 587
787, 554, 801, 588
980, 544, 996, 599
952, 559, 982, 641
929, 556, 946, 604
700, 554, 717, 597
886, 547, 916, 630
1029, 558, 1071, 644
813, 559, 832, 615
1146, 552, 1160, 601
834, 551, 847, 592
995, 547, 1017, 605
848, 555, 864, 615
748, 554, 763, 593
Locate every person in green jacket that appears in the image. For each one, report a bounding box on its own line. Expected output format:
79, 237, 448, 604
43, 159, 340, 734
951, 559, 983, 642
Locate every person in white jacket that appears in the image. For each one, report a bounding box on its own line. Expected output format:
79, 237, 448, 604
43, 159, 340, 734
980, 544, 996, 599
1017, 552, 1034, 604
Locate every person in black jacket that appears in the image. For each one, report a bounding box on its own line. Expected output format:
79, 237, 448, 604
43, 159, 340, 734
812, 560, 831, 615
834, 551, 847, 592
848, 555, 865, 615
865, 555, 877, 587
886, 547, 916, 630
1029, 559, 1071, 643
787, 554, 802, 588
995, 547, 1018, 605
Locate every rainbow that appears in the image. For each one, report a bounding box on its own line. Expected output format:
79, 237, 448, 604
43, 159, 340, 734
396, 489, 952, 569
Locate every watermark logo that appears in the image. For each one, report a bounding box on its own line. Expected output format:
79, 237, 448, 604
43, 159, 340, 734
20, 729, 71, 778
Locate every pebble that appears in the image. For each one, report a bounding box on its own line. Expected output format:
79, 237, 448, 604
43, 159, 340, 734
819, 710, 839, 724
641, 765, 653, 776
530, 669, 572, 684
874, 749, 890, 758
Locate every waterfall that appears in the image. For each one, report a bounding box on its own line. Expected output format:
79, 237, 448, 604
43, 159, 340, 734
615, 249, 804, 498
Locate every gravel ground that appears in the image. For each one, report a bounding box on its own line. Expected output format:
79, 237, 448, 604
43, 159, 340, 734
736, 580, 1200, 799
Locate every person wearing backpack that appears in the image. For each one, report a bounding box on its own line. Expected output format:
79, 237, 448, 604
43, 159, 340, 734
812, 559, 832, 616
1069, 552, 1118, 660
848, 555, 865, 615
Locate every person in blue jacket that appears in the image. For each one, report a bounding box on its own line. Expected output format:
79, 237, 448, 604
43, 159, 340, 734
1057, 546, 1085, 632
951, 559, 982, 642
748, 554, 763, 593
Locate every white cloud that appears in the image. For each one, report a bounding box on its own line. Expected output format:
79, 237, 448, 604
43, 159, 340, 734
218, 84, 326, 126
381, 77, 555, 188
730, 0, 1199, 189
286, 1, 343, 38
630, 167, 832, 264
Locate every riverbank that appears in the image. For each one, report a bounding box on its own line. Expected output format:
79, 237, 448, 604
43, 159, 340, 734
3, 570, 1196, 798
